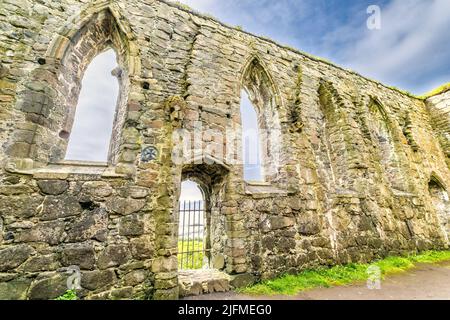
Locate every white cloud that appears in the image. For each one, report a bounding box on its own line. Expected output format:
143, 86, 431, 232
65, 50, 119, 162
176, 0, 450, 94
180, 180, 204, 201
336, 0, 450, 93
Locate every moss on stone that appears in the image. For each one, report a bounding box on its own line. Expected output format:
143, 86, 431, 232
386, 85, 416, 99
419, 82, 450, 99
172, 1, 193, 11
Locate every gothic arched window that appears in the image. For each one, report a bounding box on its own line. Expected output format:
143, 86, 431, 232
65, 49, 120, 162
367, 99, 405, 191
241, 58, 281, 182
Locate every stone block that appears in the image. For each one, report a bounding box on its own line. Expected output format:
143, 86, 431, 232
155, 277, 178, 290
0, 195, 43, 218
66, 208, 108, 242
153, 288, 179, 300
106, 197, 146, 215
110, 286, 134, 300
28, 273, 67, 300
151, 256, 177, 273
128, 186, 149, 199
16, 221, 65, 245
297, 212, 322, 236
230, 273, 256, 288
0, 245, 34, 272
19, 91, 53, 117
61, 243, 96, 270
37, 180, 69, 195
0, 184, 33, 196
119, 215, 145, 236
123, 270, 148, 287
130, 235, 154, 259
0, 278, 31, 300
97, 244, 131, 270
81, 270, 117, 291
39, 195, 82, 221
211, 254, 225, 269
269, 216, 295, 230
21, 254, 59, 272
81, 181, 113, 200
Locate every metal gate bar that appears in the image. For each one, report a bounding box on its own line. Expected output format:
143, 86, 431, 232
178, 200, 209, 270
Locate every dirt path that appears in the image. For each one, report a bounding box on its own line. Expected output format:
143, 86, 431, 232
184, 261, 450, 300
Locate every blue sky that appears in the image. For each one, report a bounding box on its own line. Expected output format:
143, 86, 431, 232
178, 0, 450, 94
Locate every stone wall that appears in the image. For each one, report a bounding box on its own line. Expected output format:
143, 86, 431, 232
426, 89, 450, 169
0, 165, 154, 299
0, 0, 449, 299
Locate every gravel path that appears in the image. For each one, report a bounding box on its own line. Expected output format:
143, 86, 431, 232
184, 261, 450, 300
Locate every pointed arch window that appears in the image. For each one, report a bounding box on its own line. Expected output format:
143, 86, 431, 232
64, 49, 119, 162
315, 81, 355, 191
17, 8, 138, 165
55, 9, 133, 164
367, 99, 405, 191
316, 82, 340, 189
241, 58, 281, 182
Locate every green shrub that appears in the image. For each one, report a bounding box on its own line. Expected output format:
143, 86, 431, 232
55, 290, 78, 300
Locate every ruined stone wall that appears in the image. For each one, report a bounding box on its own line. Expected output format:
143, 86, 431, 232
0, 0, 449, 299
426, 90, 450, 169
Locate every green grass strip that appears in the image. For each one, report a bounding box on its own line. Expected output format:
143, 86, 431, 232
239, 250, 450, 296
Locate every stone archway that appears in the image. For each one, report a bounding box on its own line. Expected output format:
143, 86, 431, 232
177, 155, 233, 297
181, 156, 230, 269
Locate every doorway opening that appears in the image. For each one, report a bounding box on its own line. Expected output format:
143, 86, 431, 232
178, 180, 210, 270
177, 160, 232, 297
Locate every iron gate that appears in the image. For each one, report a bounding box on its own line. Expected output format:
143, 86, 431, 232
178, 200, 210, 270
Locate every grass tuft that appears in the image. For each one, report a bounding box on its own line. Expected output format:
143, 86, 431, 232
419, 82, 450, 99
54, 290, 78, 300
386, 86, 416, 98
239, 250, 450, 296
172, 1, 194, 11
